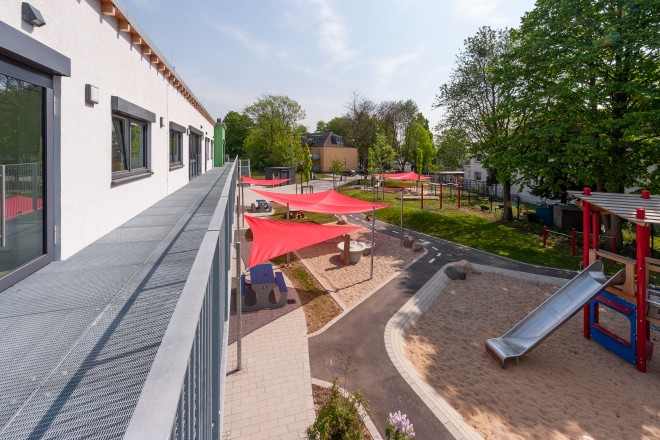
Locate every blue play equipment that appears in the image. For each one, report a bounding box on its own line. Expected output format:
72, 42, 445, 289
589, 291, 637, 365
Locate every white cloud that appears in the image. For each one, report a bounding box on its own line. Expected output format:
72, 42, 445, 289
207, 22, 269, 58
290, 0, 357, 68
372, 52, 420, 91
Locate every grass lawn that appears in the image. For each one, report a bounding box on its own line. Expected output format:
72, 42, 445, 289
271, 253, 342, 334
341, 186, 583, 271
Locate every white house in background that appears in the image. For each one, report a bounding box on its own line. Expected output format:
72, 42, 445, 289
463, 157, 552, 204
0, 0, 222, 290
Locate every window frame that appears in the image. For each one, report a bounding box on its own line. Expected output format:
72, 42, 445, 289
474, 171, 482, 181
169, 121, 185, 170
110, 96, 155, 185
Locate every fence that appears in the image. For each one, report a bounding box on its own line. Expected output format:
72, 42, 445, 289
123, 160, 237, 440
0, 163, 43, 220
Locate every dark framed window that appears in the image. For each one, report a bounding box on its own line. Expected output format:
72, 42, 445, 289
170, 131, 182, 167
474, 171, 482, 181
111, 115, 148, 173
169, 121, 185, 170
110, 96, 154, 185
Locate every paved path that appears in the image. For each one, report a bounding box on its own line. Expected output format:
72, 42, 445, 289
309, 213, 574, 439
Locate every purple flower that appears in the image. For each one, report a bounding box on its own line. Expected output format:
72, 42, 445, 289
387, 411, 415, 438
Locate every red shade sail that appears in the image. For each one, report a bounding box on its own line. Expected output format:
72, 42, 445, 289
251, 189, 389, 214
378, 172, 430, 181
242, 176, 292, 186
245, 216, 361, 267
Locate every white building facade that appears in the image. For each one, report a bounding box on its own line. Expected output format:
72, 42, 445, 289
0, 0, 217, 290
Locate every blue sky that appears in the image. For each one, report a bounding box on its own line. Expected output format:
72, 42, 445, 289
122, 0, 536, 131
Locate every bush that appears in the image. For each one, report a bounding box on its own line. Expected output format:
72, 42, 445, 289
307, 379, 369, 440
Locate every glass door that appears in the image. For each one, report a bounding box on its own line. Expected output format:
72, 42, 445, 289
0, 72, 45, 277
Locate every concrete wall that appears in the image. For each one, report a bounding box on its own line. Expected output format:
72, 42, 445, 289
0, 0, 215, 259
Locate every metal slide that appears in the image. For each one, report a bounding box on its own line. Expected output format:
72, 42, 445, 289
486, 260, 625, 367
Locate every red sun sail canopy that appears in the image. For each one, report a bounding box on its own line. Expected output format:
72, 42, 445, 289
245, 216, 361, 267
251, 189, 389, 214
241, 176, 292, 186
378, 172, 430, 181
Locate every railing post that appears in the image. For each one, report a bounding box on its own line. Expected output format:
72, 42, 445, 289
235, 242, 242, 371
542, 226, 547, 248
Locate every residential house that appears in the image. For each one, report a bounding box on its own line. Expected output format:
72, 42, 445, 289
305, 132, 358, 173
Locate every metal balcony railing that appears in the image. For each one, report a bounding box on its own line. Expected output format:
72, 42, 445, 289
123, 160, 237, 440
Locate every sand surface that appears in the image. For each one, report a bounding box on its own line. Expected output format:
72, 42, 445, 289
403, 268, 660, 440
296, 226, 418, 308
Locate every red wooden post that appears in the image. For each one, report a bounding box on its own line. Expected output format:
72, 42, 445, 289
420, 183, 424, 209
592, 211, 600, 250
439, 183, 443, 209
635, 207, 650, 373
571, 228, 576, 256
543, 226, 547, 247
582, 188, 592, 339
611, 235, 617, 254
457, 183, 462, 209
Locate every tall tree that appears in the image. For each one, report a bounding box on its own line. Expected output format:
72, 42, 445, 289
343, 92, 378, 167
405, 120, 435, 173
243, 95, 306, 168
498, 0, 660, 237
223, 111, 253, 158
497, 0, 660, 196
377, 99, 419, 169
435, 127, 469, 170
434, 27, 518, 220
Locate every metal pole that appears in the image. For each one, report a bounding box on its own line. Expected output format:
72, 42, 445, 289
241, 183, 245, 228
400, 188, 404, 238
287, 203, 291, 266
370, 205, 375, 279
236, 195, 240, 232
235, 242, 243, 371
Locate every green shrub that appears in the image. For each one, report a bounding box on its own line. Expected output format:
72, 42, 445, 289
307, 379, 369, 440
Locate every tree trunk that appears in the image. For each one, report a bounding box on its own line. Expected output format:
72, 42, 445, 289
503, 179, 513, 221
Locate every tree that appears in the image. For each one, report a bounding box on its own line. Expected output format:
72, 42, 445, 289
316, 117, 349, 136
301, 144, 312, 183
434, 27, 518, 220
243, 95, 306, 168
223, 111, 253, 158
343, 92, 379, 167
368, 132, 396, 176
405, 119, 435, 173
329, 157, 345, 189
435, 127, 469, 170
377, 99, 419, 169
498, 0, 660, 238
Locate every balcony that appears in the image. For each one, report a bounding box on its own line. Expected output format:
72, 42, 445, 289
0, 162, 237, 439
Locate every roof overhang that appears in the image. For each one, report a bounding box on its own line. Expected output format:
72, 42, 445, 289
568, 190, 660, 226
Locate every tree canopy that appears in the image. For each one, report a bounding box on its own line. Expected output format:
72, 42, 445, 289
243, 95, 306, 168
223, 111, 253, 159
497, 0, 660, 198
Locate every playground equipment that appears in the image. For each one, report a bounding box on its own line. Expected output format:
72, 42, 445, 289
570, 188, 658, 373
487, 188, 658, 372
486, 260, 624, 367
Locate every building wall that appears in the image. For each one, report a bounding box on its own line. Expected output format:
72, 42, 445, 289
311, 146, 358, 173
0, 0, 215, 259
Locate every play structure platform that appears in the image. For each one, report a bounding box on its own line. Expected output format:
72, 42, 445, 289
486, 260, 624, 367
487, 189, 659, 372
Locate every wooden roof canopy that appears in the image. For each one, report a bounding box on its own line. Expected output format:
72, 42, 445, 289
100, 0, 213, 125
569, 189, 660, 226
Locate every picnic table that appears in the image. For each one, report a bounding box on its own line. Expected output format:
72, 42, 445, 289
251, 199, 272, 212
241, 263, 288, 311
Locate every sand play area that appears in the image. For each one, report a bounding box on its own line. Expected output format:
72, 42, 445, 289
296, 227, 420, 308
404, 265, 660, 440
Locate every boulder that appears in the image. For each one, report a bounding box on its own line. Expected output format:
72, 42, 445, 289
452, 260, 478, 274
445, 265, 467, 280
402, 235, 414, 248
337, 215, 348, 225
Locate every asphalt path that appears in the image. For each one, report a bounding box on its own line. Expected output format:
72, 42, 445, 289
309, 213, 575, 439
